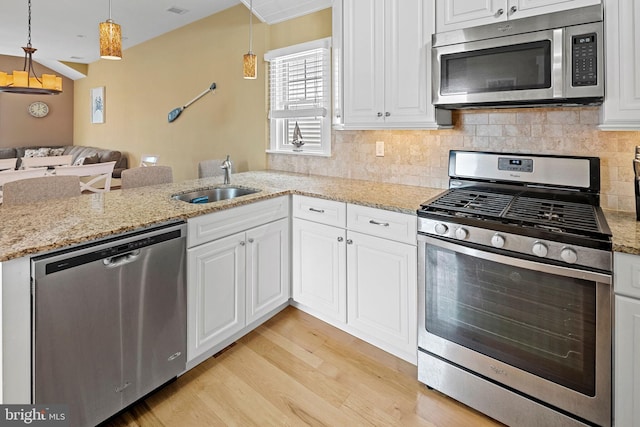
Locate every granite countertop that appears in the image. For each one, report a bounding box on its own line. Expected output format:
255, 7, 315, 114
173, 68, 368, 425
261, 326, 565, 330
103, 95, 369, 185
603, 210, 640, 255
1, 170, 637, 262
0, 170, 443, 262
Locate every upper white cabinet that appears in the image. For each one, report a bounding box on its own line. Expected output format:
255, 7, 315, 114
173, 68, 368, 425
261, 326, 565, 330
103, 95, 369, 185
599, 0, 640, 130
335, 0, 451, 129
436, 0, 601, 32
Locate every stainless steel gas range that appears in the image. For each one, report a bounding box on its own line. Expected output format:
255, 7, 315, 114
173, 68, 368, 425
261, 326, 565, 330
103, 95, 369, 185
417, 151, 612, 427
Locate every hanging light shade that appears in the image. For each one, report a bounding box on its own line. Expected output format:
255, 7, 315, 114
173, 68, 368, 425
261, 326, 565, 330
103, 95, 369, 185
99, 0, 122, 60
0, 0, 62, 95
243, 0, 257, 79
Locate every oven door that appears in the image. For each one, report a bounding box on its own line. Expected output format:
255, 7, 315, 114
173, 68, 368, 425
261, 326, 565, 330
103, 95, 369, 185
432, 29, 561, 108
417, 235, 611, 427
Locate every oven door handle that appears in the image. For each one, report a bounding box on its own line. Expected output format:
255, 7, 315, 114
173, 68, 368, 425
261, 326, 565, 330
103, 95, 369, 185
421, 235, 611, 285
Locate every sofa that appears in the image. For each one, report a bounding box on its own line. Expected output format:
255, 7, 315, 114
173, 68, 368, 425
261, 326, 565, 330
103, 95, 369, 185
0, 145, 128, 178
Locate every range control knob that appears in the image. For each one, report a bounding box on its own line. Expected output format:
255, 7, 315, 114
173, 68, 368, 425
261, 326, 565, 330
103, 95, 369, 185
532, 241, 548, 257
455, 228, 468, 240
561, 247, 578, 264
491, 234, 505, 248
434, 223, 448, 235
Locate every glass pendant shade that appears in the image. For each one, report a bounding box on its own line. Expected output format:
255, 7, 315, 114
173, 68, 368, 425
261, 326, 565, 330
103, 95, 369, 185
243, 0, 257, 79
99, 19, 122, 60
243, 52, 257, 79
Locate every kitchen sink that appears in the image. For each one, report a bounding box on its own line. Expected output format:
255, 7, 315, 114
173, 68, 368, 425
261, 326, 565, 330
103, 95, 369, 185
172, 186, 261, 204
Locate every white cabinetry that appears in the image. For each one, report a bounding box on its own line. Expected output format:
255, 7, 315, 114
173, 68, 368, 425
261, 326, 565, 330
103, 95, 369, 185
436, 0, 601, 32
187, 197, 290, 368
614, 252, 640, 426
346, 204, 417, 362
292, 197, 347, 324
599, 0, 640, 130
335, 0, 451, 129
0, 256, 31, 404
292, 195, 418, 363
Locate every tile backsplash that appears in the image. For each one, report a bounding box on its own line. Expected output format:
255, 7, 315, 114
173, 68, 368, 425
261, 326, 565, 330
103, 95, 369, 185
267, 107, 640, 212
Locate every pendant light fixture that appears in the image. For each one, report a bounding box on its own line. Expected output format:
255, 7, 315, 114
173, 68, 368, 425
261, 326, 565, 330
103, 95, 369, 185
99, 0, 122, 60
243, 0, 257, 79
0, 0, 62, 95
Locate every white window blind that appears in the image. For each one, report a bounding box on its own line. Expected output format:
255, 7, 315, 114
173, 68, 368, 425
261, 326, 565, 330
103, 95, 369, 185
265, 38, 331, 156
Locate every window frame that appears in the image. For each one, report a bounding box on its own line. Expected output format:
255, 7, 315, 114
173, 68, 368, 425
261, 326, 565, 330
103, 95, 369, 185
265, 37, 332, 157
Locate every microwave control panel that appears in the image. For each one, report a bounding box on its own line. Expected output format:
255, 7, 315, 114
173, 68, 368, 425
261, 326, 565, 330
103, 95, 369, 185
572, 33, 597, 87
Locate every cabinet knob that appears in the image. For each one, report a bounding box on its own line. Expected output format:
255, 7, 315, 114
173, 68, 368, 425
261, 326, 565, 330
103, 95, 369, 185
240, 241, 246, 246
248, 238, 254, 243
385, 112, 390, 117
377, 112, 383, 117
347, 239, 353, 245
495, 8, 504, 17
509, 6, 517, 14
338, 236, 344, 242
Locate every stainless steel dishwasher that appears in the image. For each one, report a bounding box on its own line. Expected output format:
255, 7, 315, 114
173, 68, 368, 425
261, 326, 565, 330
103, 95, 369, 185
31, 221, 187, 427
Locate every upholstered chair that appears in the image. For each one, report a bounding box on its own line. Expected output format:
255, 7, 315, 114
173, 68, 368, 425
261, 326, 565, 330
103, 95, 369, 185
2, 175, 81, 206
198, 159, 228, 179
121, 166, 173, 189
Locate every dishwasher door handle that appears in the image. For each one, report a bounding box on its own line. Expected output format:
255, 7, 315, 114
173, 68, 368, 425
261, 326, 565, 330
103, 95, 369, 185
103, 250, 141, 268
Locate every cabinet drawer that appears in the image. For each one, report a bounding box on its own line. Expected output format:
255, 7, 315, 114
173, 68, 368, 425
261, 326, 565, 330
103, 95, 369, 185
614, 252, 640, 299
293, 195, 346, 228
347, 204, 416, 245
188, 196, 289, 248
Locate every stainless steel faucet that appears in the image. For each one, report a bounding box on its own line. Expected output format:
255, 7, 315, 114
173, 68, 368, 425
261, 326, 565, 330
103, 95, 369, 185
221, 155, 232, 184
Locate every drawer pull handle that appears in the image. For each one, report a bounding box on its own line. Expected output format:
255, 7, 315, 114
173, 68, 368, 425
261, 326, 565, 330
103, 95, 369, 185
369, 219, 390, 227
309, 207, 325, 213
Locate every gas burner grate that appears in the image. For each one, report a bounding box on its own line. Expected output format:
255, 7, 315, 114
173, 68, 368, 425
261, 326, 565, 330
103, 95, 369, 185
505, 196, 601, 233
425, 189, 513, 218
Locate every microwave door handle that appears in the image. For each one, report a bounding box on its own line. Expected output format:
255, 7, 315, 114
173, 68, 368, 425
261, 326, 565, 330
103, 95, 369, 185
552, 28, 564, 99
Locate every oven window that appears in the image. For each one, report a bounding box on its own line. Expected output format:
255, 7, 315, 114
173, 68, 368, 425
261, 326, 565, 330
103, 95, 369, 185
425, 244, 595, 396
440, 40, 551, 95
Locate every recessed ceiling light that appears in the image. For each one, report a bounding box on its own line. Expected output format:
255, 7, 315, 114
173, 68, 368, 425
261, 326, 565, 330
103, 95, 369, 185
167, 7, 188, 15
70, 56, 84, 60
76, 35, 86, 38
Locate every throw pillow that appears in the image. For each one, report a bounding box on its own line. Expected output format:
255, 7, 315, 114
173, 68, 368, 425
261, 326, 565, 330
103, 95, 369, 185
82, 154, 99, 164
73, 156, 86, 166
24, 148, 51, 157
49, 147, 65, 156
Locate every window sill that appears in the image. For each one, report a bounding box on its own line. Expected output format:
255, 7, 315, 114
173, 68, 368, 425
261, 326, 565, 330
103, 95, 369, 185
266, 150, 331, 158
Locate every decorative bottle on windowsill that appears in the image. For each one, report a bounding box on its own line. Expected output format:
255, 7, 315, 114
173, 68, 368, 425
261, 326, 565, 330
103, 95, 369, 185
292, 121, 304, 152
635, 146, 640, 220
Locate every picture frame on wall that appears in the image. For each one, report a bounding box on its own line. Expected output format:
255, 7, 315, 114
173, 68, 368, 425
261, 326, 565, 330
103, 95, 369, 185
91, 86, 105, 124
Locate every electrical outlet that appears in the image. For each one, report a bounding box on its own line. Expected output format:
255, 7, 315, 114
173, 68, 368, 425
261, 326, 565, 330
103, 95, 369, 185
376, 141, 384, 157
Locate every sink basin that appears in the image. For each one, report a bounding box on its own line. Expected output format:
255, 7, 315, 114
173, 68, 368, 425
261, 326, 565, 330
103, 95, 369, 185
172, 186, 260, 204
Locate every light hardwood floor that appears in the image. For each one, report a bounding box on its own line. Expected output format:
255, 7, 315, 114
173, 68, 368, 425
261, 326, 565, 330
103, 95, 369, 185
105, 307, 503, 426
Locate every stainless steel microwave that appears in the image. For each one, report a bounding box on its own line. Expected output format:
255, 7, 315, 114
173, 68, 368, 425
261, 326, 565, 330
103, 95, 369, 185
432, 5, 603, 109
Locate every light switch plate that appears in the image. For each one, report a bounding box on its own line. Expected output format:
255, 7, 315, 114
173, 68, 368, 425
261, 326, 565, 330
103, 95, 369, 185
376, 141, 384, 157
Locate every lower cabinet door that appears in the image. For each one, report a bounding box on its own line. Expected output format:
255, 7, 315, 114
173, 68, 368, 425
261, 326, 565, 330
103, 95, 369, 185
187, 232, 246, 362
347, 230, 417, 361
292, 219, 347, 323
246, 218, 290, 324
615, 294, 640, 426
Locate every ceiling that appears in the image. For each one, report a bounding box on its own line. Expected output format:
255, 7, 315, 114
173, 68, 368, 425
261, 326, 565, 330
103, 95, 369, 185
0, 0, 331, 78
